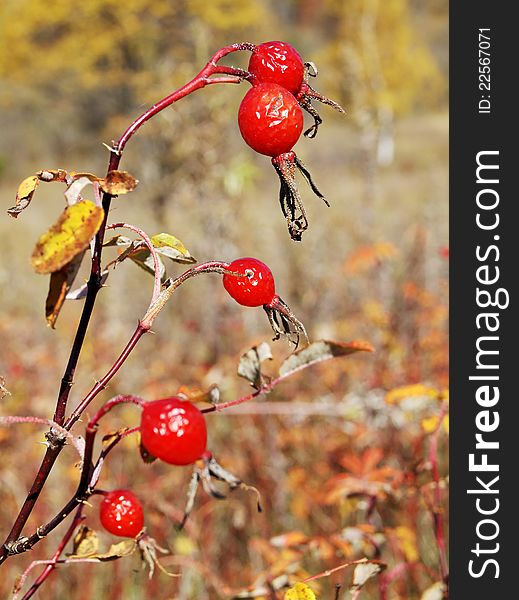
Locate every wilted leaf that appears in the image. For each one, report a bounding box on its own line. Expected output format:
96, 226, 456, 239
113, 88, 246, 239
93, 539, 137, 561
65, 174, 101, 205
103, 234, 133, 247
421, 582, 447, 600
150, 233, 196, 264
351, 559, 384, 591
279, 340, 374, 378
0, 376, 10, 400
238, 342, 273, 389
66, 269, 109, 300
101, 427, 130, 446
37, 169, 68, 183
177, 384, 220, 405
70, 526, 99, 558
8, 176, 40, 217
31, 201, 104, 274
284, 582, 316, 600
100, 170, 138, 195
45, 252, 85, 327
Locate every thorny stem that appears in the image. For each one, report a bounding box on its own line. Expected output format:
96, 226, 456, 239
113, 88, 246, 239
64, 324, 149, 431
1, 43, 253, 566
3, 261, 235, 559
18, 507, 85, 600
141, 261, 232, 328
105, 222, 162, 307
201, 370, 296, 415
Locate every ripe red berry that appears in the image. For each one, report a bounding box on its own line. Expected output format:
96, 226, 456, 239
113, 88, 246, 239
249, 41, 305, 94
99, 489, 144, 538
140, 397, 207, 466
223, 257, 276, 307
238, 83, 303, 157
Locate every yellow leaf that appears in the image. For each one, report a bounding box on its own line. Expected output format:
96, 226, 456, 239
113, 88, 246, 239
284, 582, 316, 600
394, 526, 419, 562
385, 384, 440, 405
101, 170, 139, 195
70, 526, 99, 558
421, 414, 449, 434
31, 200, 104, 274
8, 176, 40, 218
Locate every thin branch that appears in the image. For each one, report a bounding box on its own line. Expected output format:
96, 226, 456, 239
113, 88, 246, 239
1, 42, 254, 566
106, 222, 162, 306
0, 416, 84, 459
15, 506, 84, 600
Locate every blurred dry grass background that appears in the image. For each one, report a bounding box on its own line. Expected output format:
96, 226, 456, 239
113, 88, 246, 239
0, 1, 448, 598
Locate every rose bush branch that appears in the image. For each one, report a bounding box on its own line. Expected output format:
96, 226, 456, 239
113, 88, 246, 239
1, 43, 256, 564
14, 507, 85, 600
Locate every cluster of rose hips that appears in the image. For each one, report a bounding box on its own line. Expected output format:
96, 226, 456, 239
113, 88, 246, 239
98, 258, 282, 538
96, 40, 342, 540
238, 41, 345, 241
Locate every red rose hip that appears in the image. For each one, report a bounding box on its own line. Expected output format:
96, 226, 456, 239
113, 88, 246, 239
249, 41, 305, 94
223, 257, 276, 307
238, 83, 303, 157
140, 397, 207, 466
99, 489, 144, 538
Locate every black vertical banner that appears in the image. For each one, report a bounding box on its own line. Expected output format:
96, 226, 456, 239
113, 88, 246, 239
450, 3, 515, 598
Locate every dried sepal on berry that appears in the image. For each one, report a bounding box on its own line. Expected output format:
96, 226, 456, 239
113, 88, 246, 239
136, 531, 178, 579
179, 452, 262, 530
271, 151, 329, 241
263, 294, 309, 350
296, 62, 346, 139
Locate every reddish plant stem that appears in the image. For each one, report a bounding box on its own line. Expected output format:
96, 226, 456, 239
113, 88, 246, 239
115, 43, 253, 154
201, 373, 285, 415
19, 507, 85, 600
1, 43, 251, 567
64, 324, 149, 430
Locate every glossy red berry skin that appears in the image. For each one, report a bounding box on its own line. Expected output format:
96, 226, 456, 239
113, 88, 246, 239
238, 83, 303, 157
99, 490, 144, 538
140, 397, 207, 466
223, 257, 276, 307
249, 41, 305, 94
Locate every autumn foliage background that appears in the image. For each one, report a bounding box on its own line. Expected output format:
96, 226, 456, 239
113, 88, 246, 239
0, 1, 448, 598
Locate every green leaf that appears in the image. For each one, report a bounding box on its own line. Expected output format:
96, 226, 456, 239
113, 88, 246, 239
279, 340, 374, 378
150, 233, 196, 264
